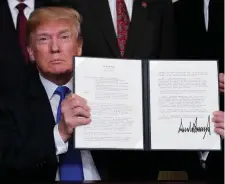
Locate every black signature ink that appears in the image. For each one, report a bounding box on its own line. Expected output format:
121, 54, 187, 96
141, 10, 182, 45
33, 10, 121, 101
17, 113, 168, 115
178, 115, 211, 139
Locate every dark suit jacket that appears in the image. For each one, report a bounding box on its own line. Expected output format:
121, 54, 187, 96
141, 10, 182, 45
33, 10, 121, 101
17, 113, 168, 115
0, 63, 114, 181
174, 0, 224, 72
63, 0, 176, 59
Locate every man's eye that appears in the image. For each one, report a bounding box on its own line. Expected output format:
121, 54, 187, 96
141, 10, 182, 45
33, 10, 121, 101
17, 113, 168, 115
37, 37, 49, 43
61, 35, 70, 40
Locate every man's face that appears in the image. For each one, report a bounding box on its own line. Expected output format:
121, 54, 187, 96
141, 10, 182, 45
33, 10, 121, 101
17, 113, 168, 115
28, 20, 82, 77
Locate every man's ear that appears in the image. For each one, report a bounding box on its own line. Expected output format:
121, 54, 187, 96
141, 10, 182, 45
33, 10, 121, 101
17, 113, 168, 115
27, 46, 35, 62
76, 38, 83, 56
77, 45, 82, 56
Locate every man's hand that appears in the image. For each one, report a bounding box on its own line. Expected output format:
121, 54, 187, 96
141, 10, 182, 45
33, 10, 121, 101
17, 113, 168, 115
212, 111, 224, 138
219, 73, 224, 93
58, 94, 91, 142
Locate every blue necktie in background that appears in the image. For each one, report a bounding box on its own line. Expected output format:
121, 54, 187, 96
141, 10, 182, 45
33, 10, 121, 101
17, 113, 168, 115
54, 86, 84, 181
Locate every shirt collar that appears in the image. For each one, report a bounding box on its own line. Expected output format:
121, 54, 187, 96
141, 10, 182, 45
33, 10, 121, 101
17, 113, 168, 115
39, 73, 73, 100
8, 0, 35, 10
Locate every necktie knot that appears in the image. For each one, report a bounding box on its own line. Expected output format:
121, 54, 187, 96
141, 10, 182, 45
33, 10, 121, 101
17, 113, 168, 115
54, 86, 71, 100
16, 3, 27, 12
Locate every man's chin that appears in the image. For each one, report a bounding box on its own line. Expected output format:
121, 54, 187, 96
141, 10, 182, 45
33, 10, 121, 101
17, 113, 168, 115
51, 69, 72, 76
50, 66, 72, 74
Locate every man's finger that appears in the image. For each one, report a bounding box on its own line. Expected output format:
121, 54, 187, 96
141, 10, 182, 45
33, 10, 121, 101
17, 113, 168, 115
219, 82, 224, 87
214, 128, 224, 138
219, 83, 224, 92
213, 111, 224, 116
219, 73, 224, 82
69, 99, 90, 110
72, 107, 91, 118
73, 117, 91, 126
214, 123, 224, 129
212, 116, 224, 124
69, 94, 87, 104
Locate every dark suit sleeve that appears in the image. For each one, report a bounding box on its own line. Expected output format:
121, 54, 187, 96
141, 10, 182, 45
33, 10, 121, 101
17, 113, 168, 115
0, 101, 57, 180
159, 0, 177, 58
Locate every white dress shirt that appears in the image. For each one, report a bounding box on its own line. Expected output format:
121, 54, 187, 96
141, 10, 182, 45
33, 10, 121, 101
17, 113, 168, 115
7, 0, 35, 29
108, 0, 134, 35
39, 74, 100, 181
204, 0, 210, 31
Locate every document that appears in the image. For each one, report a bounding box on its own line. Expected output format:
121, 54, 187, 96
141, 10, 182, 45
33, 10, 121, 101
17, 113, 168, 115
73, 57, 221, 150
149, 60, 220, 150
74, 57, 144, 149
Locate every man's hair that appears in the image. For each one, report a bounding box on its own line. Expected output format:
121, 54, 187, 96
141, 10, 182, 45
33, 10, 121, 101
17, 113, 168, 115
26, 6, 82, 45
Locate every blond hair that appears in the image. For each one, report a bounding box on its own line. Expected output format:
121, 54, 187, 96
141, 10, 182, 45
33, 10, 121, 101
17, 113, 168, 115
27, 6, 82, 45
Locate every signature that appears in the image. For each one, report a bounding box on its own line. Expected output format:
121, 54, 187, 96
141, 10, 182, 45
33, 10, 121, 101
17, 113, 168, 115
177, 115, 211, 139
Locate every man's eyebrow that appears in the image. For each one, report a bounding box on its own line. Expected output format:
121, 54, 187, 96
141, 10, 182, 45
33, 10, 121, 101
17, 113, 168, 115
35, 33, 50, 37
35, 29, 71, 37
58, 29, 71, 34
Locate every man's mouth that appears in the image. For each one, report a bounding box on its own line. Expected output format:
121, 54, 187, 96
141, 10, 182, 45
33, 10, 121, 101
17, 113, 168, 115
50, 59, 65, 63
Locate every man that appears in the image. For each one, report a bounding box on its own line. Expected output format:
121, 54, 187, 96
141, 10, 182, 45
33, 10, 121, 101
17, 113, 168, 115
174, 0, 224, 182
64, 0, 176, 59
0, 0, 55, 64
0, 6, 122, 181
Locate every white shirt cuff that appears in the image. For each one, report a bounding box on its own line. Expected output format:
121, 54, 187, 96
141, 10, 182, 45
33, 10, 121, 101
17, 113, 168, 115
54, 124, 68, 155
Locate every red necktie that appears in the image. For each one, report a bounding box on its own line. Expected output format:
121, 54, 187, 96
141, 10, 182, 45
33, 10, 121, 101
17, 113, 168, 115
116, 0, 130, 57
16, 3, 28, 63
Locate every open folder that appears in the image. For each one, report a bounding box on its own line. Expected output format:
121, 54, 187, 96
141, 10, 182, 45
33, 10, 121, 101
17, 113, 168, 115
72, 57, 221, 151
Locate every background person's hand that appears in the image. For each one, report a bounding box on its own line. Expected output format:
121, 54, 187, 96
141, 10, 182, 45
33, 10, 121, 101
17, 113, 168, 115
58, 94, 91, 142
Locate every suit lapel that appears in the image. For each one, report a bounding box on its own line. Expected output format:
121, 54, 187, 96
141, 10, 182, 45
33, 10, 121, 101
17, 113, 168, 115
124, 0, 156, 58
89, 0, 120, 57
27, 65, 56, 134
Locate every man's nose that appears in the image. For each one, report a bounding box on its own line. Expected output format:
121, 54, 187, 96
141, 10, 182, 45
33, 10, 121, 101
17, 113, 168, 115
50, 38, 60, 53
